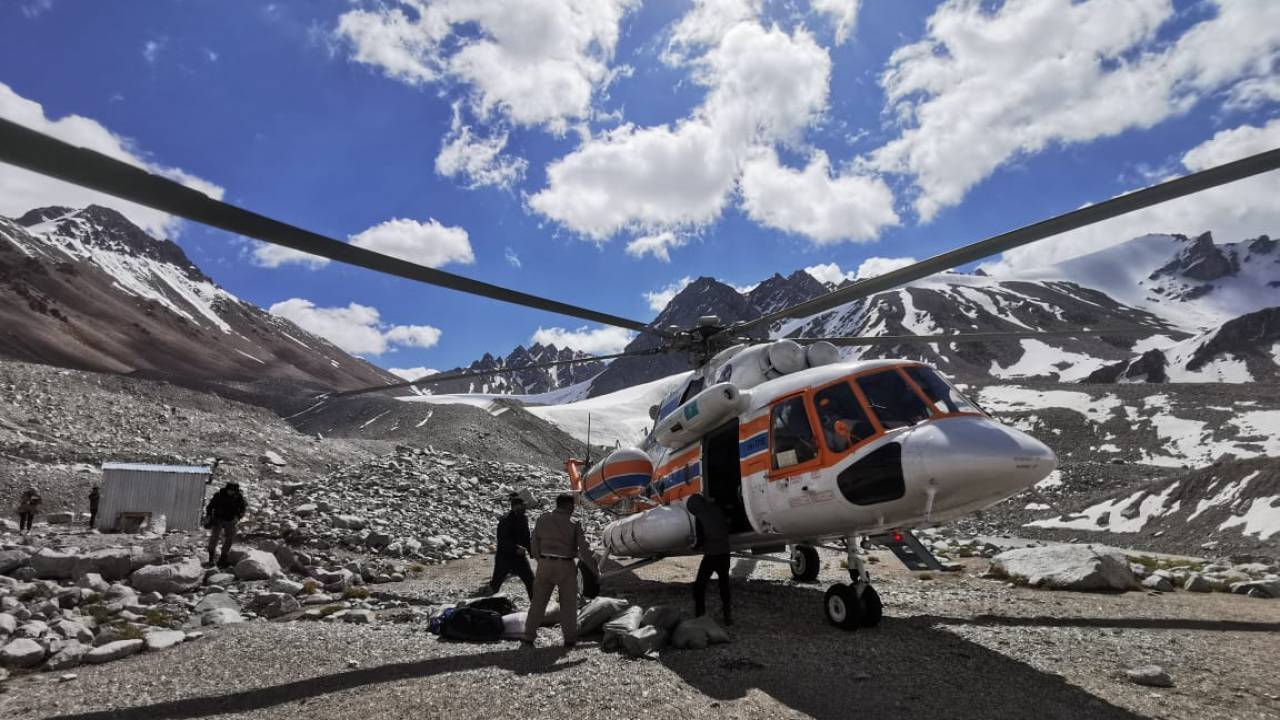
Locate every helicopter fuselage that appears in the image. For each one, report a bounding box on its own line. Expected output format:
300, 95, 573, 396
575, 353, 1057, 559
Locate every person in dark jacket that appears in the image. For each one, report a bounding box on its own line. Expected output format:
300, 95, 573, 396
16, 486, 41, 533
687, 493, 733, 625
87, 486, 100, 529
204, 482, 247, 567
488, 493, 534, 598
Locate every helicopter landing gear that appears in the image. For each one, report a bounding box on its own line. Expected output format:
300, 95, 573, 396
823, 536, 882, 630
789, 544, 820, 583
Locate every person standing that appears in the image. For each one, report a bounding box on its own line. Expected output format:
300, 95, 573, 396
523, 493, 591, 648
87, 486, 100, 529
203, 482, 247, 567
487, 493, 534, 599
687, 494, 733, 626
16, 486, 41, 533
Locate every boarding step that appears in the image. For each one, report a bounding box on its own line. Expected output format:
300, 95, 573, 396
866, 530, 948, 572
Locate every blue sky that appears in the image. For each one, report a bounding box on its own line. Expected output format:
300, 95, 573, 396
1, 0, 1277, 377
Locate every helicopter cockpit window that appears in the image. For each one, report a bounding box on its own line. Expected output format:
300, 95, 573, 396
905, 366, 981, 415
770, 397, 817, 469
856, 370, 932, 430
680, 376, 706, 404
814, 382, 875, 454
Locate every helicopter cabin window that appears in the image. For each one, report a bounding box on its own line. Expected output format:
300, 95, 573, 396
770, 397, 817, 470
814, 382, 875, 454
856, 370, 932, 430
680, 376, 706, 405
905, 366, 981, 415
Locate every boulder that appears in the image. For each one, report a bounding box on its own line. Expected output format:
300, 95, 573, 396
1125, 665, 1173, 687
0, 613, 16, 635
52, 620, 93, 644
1142, 574, 1174, 592
194, 593, 240, 614
988, 546, 1135, 592
234, 550, 281, 581
1230, 580, 1280, 599
0, 549, 30, 574
260, 450, 286, 466
86, 639, 144, 664
144, 630, 186, 651
293, 504, 318, 518
250, 593, 300, 619
269, 578, 305, 595
73, 548, 134, 581
130, 558, 203, 595
46, 512, 76, 525
333, 515, 366, 531
45, 641, 90, 670
365, 531, 393, 550
201, 608, 244, 625
17, 621, 49, 638
343, 609, 375, 624
1183, 573, 1215, 593
0, 638, 46, 668
31, 548, 80, 580
205, 573, 235, 587
76, 573, 110, 594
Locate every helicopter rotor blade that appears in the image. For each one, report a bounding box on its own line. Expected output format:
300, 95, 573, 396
327, 347, 674, 399
732, 147, 1280, 336
0, 118, 669, 339
793, 327, 1157, 347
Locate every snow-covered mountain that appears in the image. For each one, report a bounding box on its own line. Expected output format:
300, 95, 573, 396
1085, 307, 1280, 384
411, 342, 605, 395
0, 205, 398, 390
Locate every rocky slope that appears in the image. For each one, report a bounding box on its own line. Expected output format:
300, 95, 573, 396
0, 206, 398, 391
1085, 306, 1280, 383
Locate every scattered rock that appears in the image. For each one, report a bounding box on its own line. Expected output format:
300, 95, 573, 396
0, 638, 46, 668
30, 548, 79, 580
130, 558, 203, 595
233, 550, 282, 581
85, 639, 144, 664
144, 630, 186, 651
1141, 574, 1175, 592
45, 641, 90, 671
201, 608, 244, 625
1183, 573, 1215, 593
1125, 665, 1174, 687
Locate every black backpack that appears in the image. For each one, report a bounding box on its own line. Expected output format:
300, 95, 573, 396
439, 607, 504, 642
465, 596, 517, 615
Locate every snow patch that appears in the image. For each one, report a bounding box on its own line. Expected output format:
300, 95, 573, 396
989, 340, 1109, 382
1027, 483, 1179, 533
1218, 496, 1280, 541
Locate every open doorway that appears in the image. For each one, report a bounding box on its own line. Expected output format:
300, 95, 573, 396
702, 419, 749, 532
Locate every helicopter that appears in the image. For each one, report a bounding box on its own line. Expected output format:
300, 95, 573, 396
2, 117, 1277, 630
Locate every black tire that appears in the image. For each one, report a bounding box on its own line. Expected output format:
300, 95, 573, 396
856, 585, 883, 628
791, 545, 820, 582
823, 583, 861, 631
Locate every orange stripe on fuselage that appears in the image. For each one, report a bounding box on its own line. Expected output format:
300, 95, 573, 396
654, 447, 700, 477
738, 415, 769, 439
603, 459, 653, 479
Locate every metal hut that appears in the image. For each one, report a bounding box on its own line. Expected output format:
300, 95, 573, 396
97, 463, 212, 532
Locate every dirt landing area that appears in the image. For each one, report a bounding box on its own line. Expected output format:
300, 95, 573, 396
4, 550, 1277, 720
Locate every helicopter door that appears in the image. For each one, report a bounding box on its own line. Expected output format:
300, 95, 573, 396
702, 419, 750, 533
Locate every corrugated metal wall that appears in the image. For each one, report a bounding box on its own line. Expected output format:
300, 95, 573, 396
97, 469, 209, 532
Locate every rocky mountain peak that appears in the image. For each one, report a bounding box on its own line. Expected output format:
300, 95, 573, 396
747, 269, 828, 316
1152, 231, 1237, 283
15, 206, 74, 226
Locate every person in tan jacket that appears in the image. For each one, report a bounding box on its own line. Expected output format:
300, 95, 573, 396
522, 493, 592, 648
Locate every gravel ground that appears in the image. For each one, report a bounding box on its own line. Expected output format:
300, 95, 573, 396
3, 551, 1276, 720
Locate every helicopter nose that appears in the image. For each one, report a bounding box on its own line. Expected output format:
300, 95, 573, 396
907, 416, 1057, 502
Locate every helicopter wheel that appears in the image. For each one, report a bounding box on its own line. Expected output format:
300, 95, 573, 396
823, 583, 862, 631
790, 545, 820, 583
856, 584, 883, 628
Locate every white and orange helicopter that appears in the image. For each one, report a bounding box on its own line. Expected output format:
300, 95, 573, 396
3, 117, 1277, 630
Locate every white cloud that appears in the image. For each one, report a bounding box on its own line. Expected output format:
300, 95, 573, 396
388, 367, 439, 381
435, 104, 527, 189
625, 231, 687, 262
252, 244, 331, 269
530, 16, 835, 242
739, 148, 899, 244
21, 0, 54, 19
336, 0, 640, 132
530, 325, 634, 355
872, 0, 1280, 221
0, 82, 224, 238
805, 256, 918, 285
268, 298, 442, 356
803, 262, 854, 285
1225, 76, 1280, 111
987, 117, 1280, 273
810, 0, 861, 44
854, 256, 918, 279
504, 247, 522, 268
205, 49, 219, 63
349, 217, 474, 268
643, 276, 693, 313
143, 40, 163, 65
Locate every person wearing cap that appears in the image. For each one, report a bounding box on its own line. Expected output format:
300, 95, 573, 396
487, 492, 534, 599
203, 481, 247, 567
523, 493, 591, 648
16, 486, 41, 533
